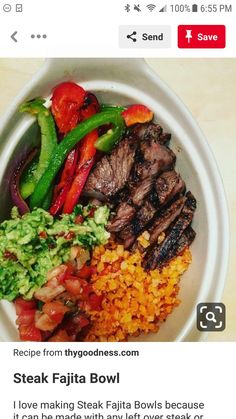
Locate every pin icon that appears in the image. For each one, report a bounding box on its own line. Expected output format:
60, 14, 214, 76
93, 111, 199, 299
185, 29, 192, 44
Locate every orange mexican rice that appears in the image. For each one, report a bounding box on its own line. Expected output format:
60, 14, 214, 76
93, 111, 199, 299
85, 241, 192, 342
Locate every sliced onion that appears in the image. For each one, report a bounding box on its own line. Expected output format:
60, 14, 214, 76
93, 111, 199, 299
10, 149, 37, 215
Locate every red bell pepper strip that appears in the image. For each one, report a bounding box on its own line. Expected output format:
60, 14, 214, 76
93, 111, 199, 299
50, 91, 100, 215
63, 130, 98, 214
58, 147, 79, 186
122, 104, 153, 127
80, 93, 100, 119
49, 147, 79, 216
51, 82, 86, 134
62, 95, 100, 214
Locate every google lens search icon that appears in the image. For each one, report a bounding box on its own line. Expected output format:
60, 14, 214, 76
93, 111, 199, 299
197, 303, 226, 331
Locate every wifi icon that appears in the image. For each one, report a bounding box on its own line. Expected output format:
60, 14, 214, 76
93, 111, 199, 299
146, 4, 156, 12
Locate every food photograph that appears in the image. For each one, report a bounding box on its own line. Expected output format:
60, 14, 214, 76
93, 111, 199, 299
0, 58, 234, 342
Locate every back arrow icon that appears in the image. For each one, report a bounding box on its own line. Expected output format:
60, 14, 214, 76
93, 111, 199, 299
11, 31, 18, 43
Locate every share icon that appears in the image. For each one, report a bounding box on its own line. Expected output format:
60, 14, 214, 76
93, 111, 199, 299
127, 31, 137, 42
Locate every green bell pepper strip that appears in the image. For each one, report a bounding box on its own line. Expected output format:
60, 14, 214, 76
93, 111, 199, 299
100, 104, 126, 113
30, 110, 125, 209
20, 155, 39, 199
19, 98, 58, 199
41, 186, 53, 211
95, 126, 123, 153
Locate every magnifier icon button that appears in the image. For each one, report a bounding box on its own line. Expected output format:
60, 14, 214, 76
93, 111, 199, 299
206, 312, 217, 323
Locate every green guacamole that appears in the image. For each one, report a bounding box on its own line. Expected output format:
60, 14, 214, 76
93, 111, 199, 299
0, 205, 110, 301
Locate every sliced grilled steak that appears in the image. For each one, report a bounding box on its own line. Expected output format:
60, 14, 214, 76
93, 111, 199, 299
132, 123, 163, 143
154, 227, 196, 269
107, 203, 136, 233
144, 192, 196, 270
134, 139, 176, 181
131, 177, 154, 207
148, 196, 187, 247
159, 133, 171, 144
84, 137, 137, 200
119, 201, 157, 249
118, 225, 135, 249
133, 201, 156, 235
108, 167, 183, 233
132, 123, 172, 145
107, 178, 154, 233
152, 170, 185, 207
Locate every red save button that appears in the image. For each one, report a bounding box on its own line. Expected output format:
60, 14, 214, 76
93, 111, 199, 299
178, 25, 226, 48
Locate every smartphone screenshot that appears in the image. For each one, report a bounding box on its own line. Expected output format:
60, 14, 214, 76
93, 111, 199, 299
0, 1, 235, 417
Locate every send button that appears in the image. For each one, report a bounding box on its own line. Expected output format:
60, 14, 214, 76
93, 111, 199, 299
119, 26, 171, 48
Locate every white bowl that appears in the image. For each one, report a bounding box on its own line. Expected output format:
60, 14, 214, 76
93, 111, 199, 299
0, 58, 229, 341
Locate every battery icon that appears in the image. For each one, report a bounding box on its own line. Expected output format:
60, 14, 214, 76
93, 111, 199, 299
192, 4, 198, 12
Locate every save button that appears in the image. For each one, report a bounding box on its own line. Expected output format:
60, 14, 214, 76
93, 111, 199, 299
178, 25, 226, 49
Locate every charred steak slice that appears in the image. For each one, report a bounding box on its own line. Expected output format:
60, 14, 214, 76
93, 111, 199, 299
148, 196, 187, 247
108, 167, 183, 233
133, 201, 156, 235
119, 201, 157, 249
144, 191, 196, 270
132, 123, 171, 145
151, 170, 185, 207
132, 123, 163, 143
159, 133, 171, 144
107, 203, 136, 233
118, 224, 135, 250
107, 177, 154, 233
155, 226, 196, 269
134, 139, 176, 181
131, 177, 154, 207
112, 170, 185, 234
84, 137, 137, 199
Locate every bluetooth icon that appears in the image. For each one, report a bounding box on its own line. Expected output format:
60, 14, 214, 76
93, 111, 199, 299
125, 4, 131, 12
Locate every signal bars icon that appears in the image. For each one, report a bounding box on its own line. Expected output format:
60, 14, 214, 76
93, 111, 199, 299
159, 5, 167, 12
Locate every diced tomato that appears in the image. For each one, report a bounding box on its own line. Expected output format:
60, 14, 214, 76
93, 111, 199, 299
64, 279, 82, 296
35, 313, 58, 332
48, 329, 73, 342
122, 104, 153, 127
57, 231, 65, 237
34, 284, 65, 303
4, 250, 17, 261
63, 313, 90, 337
64, 231, 75, 240
87, 293, 103, 311
51, 82, 86, 134
88, 207, 96, 218
42, 301, 70, 323
18, 324, 42, 342
16, 309, 36, 326
14, 298, 37, 315
78, 264, 92, 279
74, 215, 84, 224
76, 314, 90, 328
39, 231, 47, 239
80, 280, 93, 299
